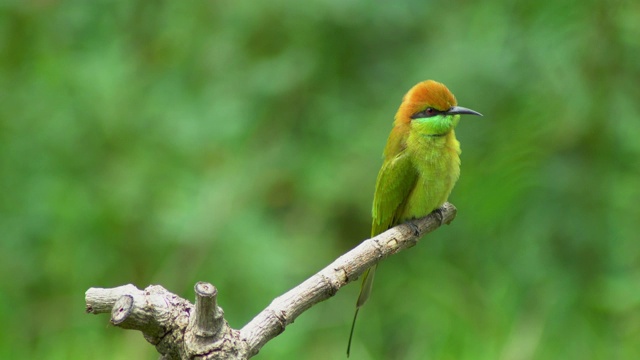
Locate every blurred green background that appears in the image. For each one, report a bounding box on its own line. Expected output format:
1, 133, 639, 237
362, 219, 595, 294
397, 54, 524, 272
1, 0, 639, 359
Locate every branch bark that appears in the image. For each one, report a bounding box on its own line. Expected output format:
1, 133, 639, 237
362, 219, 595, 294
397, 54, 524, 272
85, 202, 457, 359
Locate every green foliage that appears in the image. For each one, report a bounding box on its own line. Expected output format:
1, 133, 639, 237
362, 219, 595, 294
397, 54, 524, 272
1, 0, 639, 358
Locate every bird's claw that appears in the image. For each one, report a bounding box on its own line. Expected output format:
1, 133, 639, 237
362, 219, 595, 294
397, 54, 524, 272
434, 206, 446, 226
408, 222, 421, 237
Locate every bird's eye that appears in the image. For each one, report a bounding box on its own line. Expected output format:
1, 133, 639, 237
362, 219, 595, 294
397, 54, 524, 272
410, 107, 440, 119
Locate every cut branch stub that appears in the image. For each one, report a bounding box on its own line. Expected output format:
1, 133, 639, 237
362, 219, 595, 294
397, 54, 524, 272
111, 295, 134, 325
184, 283, 246, 359
86, 285, 170, 340
193, 282, 224, 338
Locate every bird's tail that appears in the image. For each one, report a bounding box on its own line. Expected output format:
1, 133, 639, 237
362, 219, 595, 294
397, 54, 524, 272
347, 265, 377, 357
356, 265, 377, 307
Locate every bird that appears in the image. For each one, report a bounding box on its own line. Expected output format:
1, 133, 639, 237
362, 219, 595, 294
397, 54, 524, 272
347, 80, 482, 356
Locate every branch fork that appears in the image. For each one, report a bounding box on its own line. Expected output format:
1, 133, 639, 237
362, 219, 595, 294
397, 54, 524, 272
85, 202, 457, 359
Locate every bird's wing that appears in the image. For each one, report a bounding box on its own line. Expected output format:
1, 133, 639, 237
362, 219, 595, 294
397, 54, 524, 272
370, 150, 418, 237
355, 150, 417, 308
348, 129, 418, 356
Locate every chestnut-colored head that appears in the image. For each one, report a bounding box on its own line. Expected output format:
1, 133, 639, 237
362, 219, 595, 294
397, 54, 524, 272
395, 80, 458, 123
393, 80, 482, 136
382, 80, 482, 156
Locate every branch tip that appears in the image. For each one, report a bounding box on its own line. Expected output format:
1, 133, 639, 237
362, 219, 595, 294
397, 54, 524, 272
111, 295, 134, 325
195, 282, 217, 298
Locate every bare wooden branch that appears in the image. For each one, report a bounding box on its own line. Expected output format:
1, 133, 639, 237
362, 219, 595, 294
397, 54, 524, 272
85, 203, 457, 359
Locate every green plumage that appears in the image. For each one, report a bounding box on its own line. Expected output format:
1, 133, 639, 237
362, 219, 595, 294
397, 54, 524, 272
356, 119, 461, 308
347, 80, 481, 356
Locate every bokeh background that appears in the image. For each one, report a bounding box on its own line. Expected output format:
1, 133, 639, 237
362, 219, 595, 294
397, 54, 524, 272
2, 0, 639, 359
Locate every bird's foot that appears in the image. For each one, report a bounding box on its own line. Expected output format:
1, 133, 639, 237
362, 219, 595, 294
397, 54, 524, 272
407, 222, 421, 237
433, 206, 446, 226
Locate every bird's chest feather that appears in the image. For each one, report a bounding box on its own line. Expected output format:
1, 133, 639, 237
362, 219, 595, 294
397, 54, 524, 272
401, 132, 461, 220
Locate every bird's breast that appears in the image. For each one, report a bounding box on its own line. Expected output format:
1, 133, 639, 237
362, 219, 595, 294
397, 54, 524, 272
400, 132, 461, 221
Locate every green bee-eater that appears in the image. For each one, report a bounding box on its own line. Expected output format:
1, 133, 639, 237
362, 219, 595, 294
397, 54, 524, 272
347, 80, 482, 356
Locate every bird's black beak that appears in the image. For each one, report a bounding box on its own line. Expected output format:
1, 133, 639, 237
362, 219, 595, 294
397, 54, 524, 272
446, 106, 483, 117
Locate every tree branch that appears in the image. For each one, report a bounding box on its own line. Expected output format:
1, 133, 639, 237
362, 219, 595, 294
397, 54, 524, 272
85, 202, 457, 359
